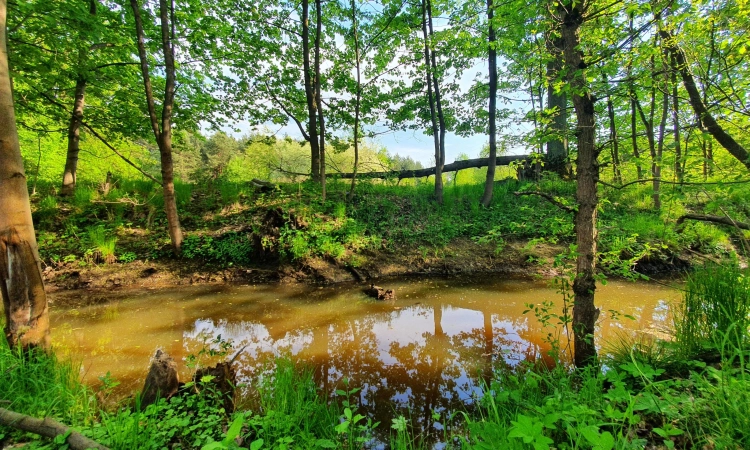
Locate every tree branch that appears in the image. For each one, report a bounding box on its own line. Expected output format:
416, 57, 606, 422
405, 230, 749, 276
598, 178, 750, 190
80, 122, 163, 186
676, 214, 750, 231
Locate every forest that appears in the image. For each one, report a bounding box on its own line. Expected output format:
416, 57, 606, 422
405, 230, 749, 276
1, 0, 750, 447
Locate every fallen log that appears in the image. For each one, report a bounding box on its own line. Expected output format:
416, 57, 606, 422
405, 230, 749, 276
676, 214, 750, 230
0, 407, 109, 450
251, 178, 276, 192
335, 155, 529, 180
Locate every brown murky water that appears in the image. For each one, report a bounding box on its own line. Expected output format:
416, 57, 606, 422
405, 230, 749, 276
50, 276, 678, 436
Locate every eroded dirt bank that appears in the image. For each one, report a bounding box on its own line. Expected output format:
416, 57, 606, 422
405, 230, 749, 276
43, 237, 693, 309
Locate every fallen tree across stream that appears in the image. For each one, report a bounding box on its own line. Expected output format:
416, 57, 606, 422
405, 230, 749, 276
334, 154, 530, 180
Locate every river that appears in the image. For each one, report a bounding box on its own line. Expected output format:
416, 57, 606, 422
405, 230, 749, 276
50, 276, 678, 441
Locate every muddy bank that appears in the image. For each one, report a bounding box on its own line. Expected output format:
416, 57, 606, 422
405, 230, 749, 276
43, 239, 558, 297
42, 237, 695, 308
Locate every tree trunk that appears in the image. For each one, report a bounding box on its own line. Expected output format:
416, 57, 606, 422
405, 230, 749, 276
337, 154, 527, 179
546, 32, 568, 176
0, 0, 49, 350
315, 0, 325, 200
131, 0, 183, 253
426, 0, 445, 203
302, 0, 320, 182
654, 69, 669, 211
60, 0, 96, 197
421, 0, 442, 204
628, 15, 643, 180
348, 0, 361, 201
480, 0, 497, 207
0, 408, 108, 450
560, 0, 599, 368
659, 29, 750, 170
61, 77, 86, 197
671, 53, 683, 182
633, 63, 660, 210
604, 74, 622, 184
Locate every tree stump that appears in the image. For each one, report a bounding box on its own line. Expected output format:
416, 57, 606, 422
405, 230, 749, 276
365, 284, 396, 301
193, 362, 237, 414
140, 349, 179, 409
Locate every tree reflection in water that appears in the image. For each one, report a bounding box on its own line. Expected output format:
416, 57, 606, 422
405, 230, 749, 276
51, 277, 676, 445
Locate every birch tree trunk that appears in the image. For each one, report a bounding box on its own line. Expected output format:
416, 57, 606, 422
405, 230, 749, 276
0, 0, 50, 350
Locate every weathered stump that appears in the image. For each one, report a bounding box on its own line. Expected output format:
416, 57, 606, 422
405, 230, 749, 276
193, 362, 237, 414
365, 284, 396, 301
140, 349, 179, 409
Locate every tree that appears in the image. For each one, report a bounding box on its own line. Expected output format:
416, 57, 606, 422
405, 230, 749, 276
558, 0, 600, 367
9, 0, 146, 196
479, 0, 498, 207
0, 0, 49, 350
130, 0, 183, 252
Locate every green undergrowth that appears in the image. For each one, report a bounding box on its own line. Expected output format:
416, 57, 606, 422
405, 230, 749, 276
29, 173, 745, 274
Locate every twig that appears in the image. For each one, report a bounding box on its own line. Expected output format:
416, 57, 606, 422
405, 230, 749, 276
80, 123, 162, 186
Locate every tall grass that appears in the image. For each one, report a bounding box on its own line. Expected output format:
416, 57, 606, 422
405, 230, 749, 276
674, 262, 750, 358
248, 359, 340, 447
0, 339, 96, 430
87, 225, 117, 264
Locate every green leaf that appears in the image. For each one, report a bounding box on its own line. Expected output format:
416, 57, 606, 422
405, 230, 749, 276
250, 438, 264, 450
225, 416, 245, 442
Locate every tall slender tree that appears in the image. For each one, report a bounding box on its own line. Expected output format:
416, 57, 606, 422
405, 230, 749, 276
558, 0, 600, 367
130, 0, 183, 252
480, 0, 498, 207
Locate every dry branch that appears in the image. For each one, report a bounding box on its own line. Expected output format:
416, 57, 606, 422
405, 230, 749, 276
0, 407, 109, 450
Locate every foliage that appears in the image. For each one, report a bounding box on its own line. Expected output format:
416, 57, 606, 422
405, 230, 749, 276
181, 232, 254, 267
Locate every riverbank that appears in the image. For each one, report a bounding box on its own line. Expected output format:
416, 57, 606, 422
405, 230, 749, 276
35, 177, 721, 296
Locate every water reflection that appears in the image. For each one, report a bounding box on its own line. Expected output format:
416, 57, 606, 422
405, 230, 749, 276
50, 277, 679, 440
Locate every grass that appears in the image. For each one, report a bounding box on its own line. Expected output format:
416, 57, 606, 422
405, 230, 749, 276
674, 261, 750, 359
86, 225, 118, 264
27, 172, 743, 275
